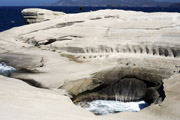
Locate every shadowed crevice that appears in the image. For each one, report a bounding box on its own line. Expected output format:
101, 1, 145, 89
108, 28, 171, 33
15, 78, 48, 89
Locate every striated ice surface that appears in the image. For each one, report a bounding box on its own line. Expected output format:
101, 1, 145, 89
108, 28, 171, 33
0, 62, 16, 76
77, 100, 149, 115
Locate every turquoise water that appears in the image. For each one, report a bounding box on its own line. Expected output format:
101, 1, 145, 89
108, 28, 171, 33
77, 100, 149, 115
0, 62, 16, 77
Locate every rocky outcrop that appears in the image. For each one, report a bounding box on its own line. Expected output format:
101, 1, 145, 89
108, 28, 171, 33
21, 8, 65, 24
61, 66, 168, 104
0, 9, 180, 120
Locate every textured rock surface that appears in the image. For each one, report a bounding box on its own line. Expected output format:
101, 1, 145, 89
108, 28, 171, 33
22, 8, 65, 24
0, 9, 180, 120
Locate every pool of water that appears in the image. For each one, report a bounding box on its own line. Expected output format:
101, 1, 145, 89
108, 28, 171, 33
77, 100, 149, 115
0, 62, 16, 77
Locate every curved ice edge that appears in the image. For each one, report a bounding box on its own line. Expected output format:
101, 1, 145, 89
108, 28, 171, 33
0, 62, 16, 76
77, 100, 149, 115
